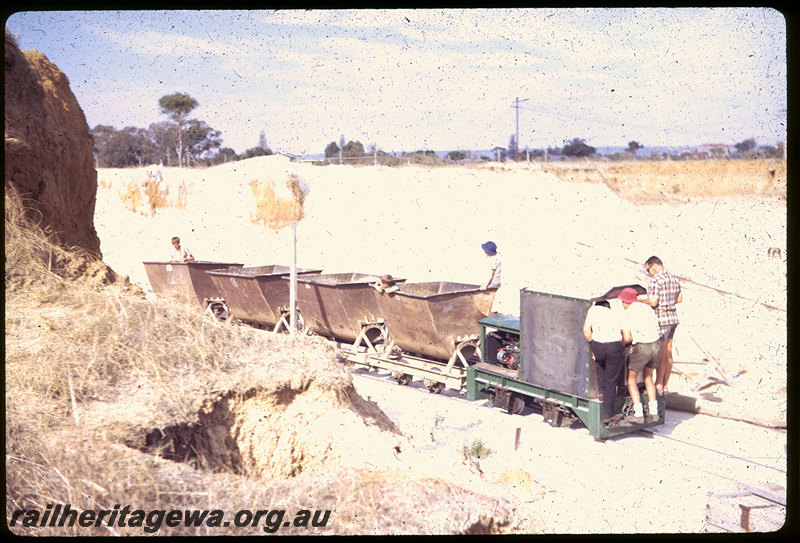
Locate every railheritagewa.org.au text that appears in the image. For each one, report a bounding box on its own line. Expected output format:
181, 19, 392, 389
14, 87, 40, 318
9, 504, 332, 533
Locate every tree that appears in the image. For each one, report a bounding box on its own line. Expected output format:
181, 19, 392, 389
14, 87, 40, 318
100, 127, 147, 167
735, 138, 757, 153
324, 141, 340, 159
342, 140, 365, 158
242, 146, 273, 159
628, 141, 642, 152
158, 92, 199, 167
507, 134, 518, 161
562, 138, 596, 158
758, 143, 784, 159
258, 130, 269, 150
146, 121, 178, 166
91, 124, 115, 165
445, 150, 467, 162
211, 147, 239, 165
182, 119, 223, 165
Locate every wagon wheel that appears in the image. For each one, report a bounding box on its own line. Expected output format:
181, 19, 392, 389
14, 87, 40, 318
424, 379, 445, 394
454, 339, 481, 367
508, 394, 526, 415
393, 372, 413, 386
363, 325, 386, 354
202, 298, 229, 322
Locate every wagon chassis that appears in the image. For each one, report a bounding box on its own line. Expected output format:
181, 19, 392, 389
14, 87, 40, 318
340, 334, 481, 394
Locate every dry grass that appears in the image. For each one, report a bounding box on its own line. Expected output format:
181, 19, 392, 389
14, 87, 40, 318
115, 173, 178, 215
249, 175, 306, 230
541, 159, 786, 204
5, 186, 530, 535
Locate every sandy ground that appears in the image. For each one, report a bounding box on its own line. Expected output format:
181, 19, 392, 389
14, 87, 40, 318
95, 157, 787, 397
92, 157, 788, 533
350, 369, 787, 533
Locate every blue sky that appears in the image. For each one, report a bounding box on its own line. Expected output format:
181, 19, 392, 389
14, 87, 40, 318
6, 8, 787, 156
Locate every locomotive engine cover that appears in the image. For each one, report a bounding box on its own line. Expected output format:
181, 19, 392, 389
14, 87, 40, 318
519, 289, 593, 398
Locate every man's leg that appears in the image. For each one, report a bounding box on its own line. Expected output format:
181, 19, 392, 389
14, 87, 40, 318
594, 349, 613, 420
661, 337, 675, 392
626, 368, 644, 422
604, 343, 626, 421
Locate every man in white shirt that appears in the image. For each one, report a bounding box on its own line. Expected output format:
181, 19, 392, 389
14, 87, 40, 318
480, 241, 503, 314
583, 299, 625, 424
619, 287, 661, 423
170, 236, 195, 262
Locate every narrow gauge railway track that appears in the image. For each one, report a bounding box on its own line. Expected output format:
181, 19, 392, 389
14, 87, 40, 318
351, 366, 787, 494
143, 261, 772, 443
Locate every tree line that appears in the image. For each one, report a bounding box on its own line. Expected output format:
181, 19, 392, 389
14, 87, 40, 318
91, 92, 272, 168
91, 92, 784, 168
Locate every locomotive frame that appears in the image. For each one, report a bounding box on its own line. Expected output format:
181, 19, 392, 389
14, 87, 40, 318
468, 288, 665, 439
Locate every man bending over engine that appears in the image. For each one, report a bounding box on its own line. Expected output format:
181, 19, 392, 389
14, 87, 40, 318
619, 287, 661, 423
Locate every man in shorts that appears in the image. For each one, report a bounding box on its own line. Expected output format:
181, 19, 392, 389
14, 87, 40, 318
638, 256, 682, 395
619, 287, 661, 423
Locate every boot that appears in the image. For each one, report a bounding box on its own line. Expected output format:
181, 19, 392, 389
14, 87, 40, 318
647, 400, 659, 422
627, 402, 644, 424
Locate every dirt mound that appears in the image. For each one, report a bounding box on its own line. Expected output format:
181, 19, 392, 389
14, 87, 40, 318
4, 30, 101, 257
145, 376, 406, 478
124, 344, 531, 533
123, 336, 403, 478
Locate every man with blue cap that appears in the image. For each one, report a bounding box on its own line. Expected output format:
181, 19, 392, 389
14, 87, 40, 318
480, 241, 501, 291
480, 241, 502, 314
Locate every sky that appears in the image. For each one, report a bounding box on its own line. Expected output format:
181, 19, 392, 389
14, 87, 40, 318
6, 8, 787, 156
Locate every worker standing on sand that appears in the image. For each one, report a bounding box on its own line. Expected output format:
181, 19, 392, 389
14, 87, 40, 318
583, 299, 626, 425
638, 256, 682, 395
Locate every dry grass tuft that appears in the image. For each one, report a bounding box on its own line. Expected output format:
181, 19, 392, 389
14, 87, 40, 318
115, 174, 177, 215
118, 180, 143, 213
543, 159, 786, 204
249, 175, 306, 231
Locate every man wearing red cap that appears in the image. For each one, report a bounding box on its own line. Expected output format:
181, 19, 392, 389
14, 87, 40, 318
619, 287, 661, 423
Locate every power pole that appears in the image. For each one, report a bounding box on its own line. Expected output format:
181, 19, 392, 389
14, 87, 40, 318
513, 97, 529, 162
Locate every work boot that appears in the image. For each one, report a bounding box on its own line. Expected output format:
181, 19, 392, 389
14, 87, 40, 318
647, 400, 660, 422
627, 403, 645, 424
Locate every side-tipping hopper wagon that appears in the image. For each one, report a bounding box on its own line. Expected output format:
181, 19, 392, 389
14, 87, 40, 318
206, 265, 322, 332
143, 261, 244, 312
293, 273, 405, 356
370, 281, 496, 393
